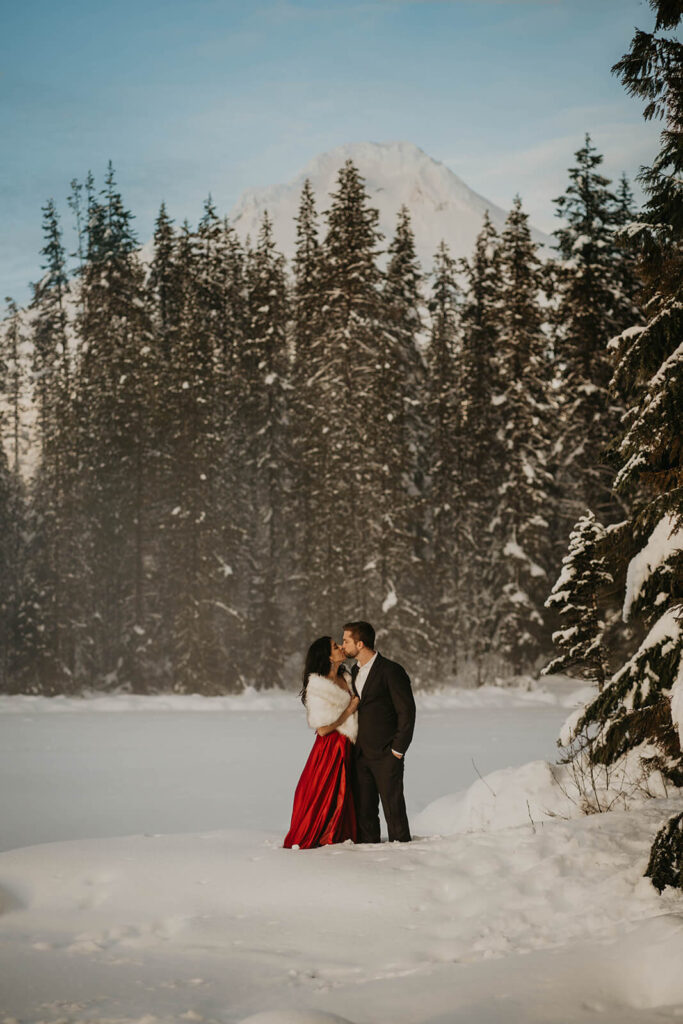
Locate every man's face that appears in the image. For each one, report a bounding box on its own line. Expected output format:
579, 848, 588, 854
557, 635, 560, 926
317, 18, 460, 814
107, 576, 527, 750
342, 630, 361, 659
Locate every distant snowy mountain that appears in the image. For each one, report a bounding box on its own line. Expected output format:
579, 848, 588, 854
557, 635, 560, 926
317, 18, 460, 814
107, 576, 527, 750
229, 141, 552, 268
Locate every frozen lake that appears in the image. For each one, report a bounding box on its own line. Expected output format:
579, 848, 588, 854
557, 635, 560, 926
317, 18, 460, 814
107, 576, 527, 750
0, 687, 572, 851
1, 683, 682, 1024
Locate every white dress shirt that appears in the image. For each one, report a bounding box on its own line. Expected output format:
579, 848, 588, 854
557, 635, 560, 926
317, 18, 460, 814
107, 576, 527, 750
354, 652, 377, 698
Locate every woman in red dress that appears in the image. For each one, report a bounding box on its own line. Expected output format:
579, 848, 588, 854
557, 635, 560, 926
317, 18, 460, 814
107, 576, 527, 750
284, 637, 359, 849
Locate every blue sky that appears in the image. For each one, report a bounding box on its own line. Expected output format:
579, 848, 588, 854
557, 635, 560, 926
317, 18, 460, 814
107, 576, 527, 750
1, 0, 663, 306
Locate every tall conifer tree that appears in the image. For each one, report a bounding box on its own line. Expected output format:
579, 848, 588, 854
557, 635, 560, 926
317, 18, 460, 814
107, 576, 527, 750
317, 160, 384, 625
557, 0, 683, 889
0, 301, 26, 692
291, 180, 325, 643
544, 511, 612, 689
458, 213, 504, 676
23, 200, 76, 689
426, 241, 466, 673
491, 197, 554, 671
242, 212, 290, 683
550, 136, 640, 529
163, 208, 233, 692
381, 206, 428, 657
73, 164, 157, 689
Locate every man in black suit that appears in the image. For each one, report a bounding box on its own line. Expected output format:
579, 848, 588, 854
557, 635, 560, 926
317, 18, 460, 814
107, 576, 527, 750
342, 620, 416, 843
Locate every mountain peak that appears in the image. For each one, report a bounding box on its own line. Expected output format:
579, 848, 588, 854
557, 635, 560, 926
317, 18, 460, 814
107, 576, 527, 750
229, 140, 550, 267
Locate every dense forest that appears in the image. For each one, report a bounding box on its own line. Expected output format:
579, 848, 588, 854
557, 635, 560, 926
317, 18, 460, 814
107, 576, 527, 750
0, 130, 643, 694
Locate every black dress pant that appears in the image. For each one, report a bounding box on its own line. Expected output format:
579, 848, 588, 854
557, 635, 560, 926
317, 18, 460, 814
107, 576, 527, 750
353, 748, 411, 843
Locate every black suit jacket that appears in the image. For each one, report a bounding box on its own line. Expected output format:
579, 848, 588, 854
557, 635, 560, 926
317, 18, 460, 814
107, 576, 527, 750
352, 653, 416, 759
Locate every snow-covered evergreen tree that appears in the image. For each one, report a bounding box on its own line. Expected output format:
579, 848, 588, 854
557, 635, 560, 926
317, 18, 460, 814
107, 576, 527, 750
458, 212, 504, 677
559, 0, 683, 888
2, 298, 24, 476
214, 215, 249, 684
73, 164, 157, 690
290, 179, 327, 644
544, 511, 612, 688
380, 206, 428, 658
613, 174, 642, 307
315, 160, 385, 626
425, 241, 466, 674
32, 198, 70, 435
0, 300, 27, 692
242, 212, 290, 684
21, 199, 77, 691
550, 135, 641, 529
293, 179, 322, 362
147, 202, 180, 359
67, 177, 86, 270
491, 197, 554, 671
0, 439, 19, 691
646, 810, 683, 892
162, 205, 235, 693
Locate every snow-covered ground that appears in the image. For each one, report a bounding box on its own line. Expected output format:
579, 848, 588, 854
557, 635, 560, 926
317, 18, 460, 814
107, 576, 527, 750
1, 678, 682, 1024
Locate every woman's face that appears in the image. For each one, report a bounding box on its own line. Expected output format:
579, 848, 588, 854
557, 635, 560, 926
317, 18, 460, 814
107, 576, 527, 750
330, 639, 345, 666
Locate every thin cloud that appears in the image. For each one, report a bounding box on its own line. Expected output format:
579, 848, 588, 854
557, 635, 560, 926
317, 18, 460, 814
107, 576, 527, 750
444, 118, 662, 232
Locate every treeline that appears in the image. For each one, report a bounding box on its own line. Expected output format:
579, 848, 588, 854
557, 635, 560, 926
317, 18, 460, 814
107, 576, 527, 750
0, 137, 641, 694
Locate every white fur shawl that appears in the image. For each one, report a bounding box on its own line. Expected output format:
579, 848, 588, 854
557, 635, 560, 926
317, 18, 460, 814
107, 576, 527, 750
305, 673, 358, 743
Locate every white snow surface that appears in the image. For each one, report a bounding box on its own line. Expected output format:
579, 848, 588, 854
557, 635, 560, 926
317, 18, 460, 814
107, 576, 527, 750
0, 676, 589, 715
229, 141, 551, 270
1, 676, 683, 1024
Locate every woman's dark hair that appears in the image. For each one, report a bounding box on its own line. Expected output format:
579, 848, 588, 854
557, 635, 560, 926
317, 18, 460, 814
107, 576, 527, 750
300, 636, 333, 704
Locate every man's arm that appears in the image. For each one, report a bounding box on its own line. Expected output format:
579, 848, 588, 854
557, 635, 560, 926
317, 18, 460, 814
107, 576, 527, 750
387, 662, 416, 756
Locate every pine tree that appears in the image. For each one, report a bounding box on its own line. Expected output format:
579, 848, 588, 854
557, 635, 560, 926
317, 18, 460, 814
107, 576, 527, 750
312, 160, 385, 628
559, 0, 683, 888
67, 178, 86, 270
550, 135, 640, 529
214, 216, 249, 684
425, 241, 466, 674
73, 164, 157, 690
0, 301, 26, 692
293, 179, 323, 360
290, 179, 325, 644
613, 174, 642, 310
147, 202, 179, 359
146, 201, 188, 689
458, 213, 504, 677
646, 811, 683, 892
380, 206, 428, 659
22, 199, 77, 690
242, 212, 290, 684
161, 208, 234, 693
490, 197, 555, 672
543, 511, 612, 688
0, 439, 18, 691
2, 298, 24, 475
613, 0, 683, 890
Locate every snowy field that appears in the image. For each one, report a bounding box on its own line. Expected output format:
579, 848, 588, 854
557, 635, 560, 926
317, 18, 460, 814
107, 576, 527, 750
1, 679, 682, 1024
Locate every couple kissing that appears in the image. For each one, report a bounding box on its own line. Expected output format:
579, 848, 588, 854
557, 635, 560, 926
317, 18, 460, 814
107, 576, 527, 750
283, 620, 416, 849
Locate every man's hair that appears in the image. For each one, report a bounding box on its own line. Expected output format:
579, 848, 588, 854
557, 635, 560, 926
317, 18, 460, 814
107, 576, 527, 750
343, 620, 375, 649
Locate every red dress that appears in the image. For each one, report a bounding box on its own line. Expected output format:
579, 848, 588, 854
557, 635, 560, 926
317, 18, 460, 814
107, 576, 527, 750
283, 730, 357, 849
